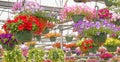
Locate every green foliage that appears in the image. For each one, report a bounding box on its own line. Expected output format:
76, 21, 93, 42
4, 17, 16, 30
108, 0, 120, 14
83, 27, 113, 37
28, 48, 45, 62
33, 11, 59, 22
48, 48, 64, 62
3, 48, 23, 62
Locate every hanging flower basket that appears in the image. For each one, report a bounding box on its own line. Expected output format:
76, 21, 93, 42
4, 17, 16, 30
50, 37, 56, 42
15, 30, 33, 42
104, 0, 113, 7
92, 32, 107, 46
65, 36, 73, 42
72, 15, 84, 23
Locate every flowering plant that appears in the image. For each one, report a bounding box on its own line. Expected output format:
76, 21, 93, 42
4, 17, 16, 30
98, 8, 112, 19
12, 1, 59, 23
3, 15, 43, 34
12, 1, 40, 12
45, 32, 61, 38
74, 20, 120, 37
60, 4, 96, 21
65, 43, 77, 49
52, 42, 66, 48
104, 38, 120, 47
0, 33, 18, 50
77, 38, 95, 52
100, 53, 113, 59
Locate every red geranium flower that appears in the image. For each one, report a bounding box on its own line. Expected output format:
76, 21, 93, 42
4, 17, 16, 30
18, 24, 24, 31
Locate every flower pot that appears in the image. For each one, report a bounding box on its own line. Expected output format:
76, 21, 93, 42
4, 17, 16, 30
104, 0, 113, 7
92, 32, 107, 46
50, 37, 56, 42
15, 30, 33, 42
65, 36, 73, 42
106, 46, 116, 52
42, 27, 49, 34
72, 15, 84, 23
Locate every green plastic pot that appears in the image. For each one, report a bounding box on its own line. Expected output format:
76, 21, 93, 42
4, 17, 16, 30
72, 15, 84, 23
104, 0, 113, 7
50, 37, 56, 42
15, 30, 33, 42
65, 36, 73, 42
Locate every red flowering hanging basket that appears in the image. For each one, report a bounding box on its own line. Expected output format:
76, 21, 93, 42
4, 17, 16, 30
3, 15, 46, 42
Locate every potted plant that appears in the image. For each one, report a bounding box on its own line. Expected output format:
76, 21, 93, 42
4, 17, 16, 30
65, 34, 74, 42
98, 8, 112, 20
2, 48, 23, 62
3, 1, 59, 42
28, 48, 45, 62
3, 15, 43, 42
100, 53, 113, 61
45, 32, 61, 42
0, 33, 19, 51
74, 20, 119, 46
60, 5, 95, 22
65, 43, 77, 51
48, 48, 64, 62
76, 38, 96, 53
104, 38, 120, 52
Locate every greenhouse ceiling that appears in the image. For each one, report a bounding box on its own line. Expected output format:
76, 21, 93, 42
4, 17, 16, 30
0, 0, 106, 21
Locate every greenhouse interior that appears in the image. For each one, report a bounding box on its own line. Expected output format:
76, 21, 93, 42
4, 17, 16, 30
0, 0, 120, 62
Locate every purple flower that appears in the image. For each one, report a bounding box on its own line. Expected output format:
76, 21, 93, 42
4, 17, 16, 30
73, 19, 120, 36
12, 1, 41, 12
0, 33, 18, 46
